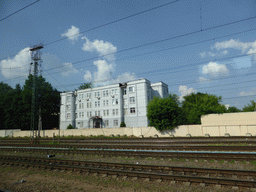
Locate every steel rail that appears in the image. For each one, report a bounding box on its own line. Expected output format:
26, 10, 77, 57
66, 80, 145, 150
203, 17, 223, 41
1, 147, 256, 161
1, 158, 256, 189
1, 144, 256, 151
1, 155, 256, 180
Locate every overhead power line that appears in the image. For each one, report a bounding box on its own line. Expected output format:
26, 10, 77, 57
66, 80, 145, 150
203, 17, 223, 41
0, 0, 40, 22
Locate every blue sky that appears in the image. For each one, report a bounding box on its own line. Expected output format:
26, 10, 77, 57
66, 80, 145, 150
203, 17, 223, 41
1, 0, 256, 109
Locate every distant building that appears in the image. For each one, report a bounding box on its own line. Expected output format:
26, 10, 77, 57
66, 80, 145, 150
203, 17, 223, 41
60, 79, 168, 129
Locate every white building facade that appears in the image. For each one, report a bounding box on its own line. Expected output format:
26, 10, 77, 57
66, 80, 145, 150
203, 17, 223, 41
60, 79, 168, 129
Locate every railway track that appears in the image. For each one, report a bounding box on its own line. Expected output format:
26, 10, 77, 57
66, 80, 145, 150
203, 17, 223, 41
1, 147, 256, 161
1, 143, 256, 151
1, 155, 256, 190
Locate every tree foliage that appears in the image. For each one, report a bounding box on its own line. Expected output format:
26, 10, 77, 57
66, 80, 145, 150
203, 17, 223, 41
147, 94, 183, 131
226, 106, 241, 113
182, 92, 226, 124
0, 75, 60, 130
78, 82, 93, 90
242, 100, 256, 112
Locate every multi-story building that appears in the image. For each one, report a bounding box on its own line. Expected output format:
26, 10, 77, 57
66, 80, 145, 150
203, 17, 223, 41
60, 79, 168, 129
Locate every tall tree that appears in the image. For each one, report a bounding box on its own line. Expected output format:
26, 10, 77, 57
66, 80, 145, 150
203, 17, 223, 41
182, 92, 226, 124
78, 82, 93, 90
242, 100, 256, 112
147, 94, 184, 131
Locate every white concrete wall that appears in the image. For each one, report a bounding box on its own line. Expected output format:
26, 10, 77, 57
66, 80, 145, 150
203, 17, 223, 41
0, 129, 21, 137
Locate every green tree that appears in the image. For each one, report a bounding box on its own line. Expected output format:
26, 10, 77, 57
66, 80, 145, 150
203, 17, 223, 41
226, 106, 241, 113
78, 82, 93, 90
242, 100, 256, 112
182, 92, 226, 124
147, 94, 183, 131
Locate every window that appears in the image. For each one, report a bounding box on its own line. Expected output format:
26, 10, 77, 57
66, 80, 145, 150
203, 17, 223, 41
95, 92, 97, 98
98, 101, 100, 107
104, 120, 109, 127
90, 102, 92, 108
79, 94, 81, 99
82, 103, 84, 109
103, 100, 105, 106
130, 97, 135, 104
94, 92, 100, 98
124, 98, 127, 106
82, 94, 84, 99
98, 110, 100, 116
87, 102, 89, 108
87, 112, 89, 117
107, 110, 109, 116
129, 87, 134, 93
114, 120, 118, 126
113, 109, 115, 115
116, 99, 118, 105
115, 89, 118, 95
116, 109, 118, 115
66, 105, 71, 110
112, 89, 114, 95
130, 107, 136, 114
87, 93, 91, 98
112, 99, 115, 105
90, 111, 92, 117
82, 112, 84, 117
95, 101, 97, 107
124, 108, 128, 115
67, 96, 71, 101
79, 103, 81, 109
95, 111, 97, 116
79, 112, 81, 118
106, 90, 109, 96
106, 100, 109, 106
103, 110, 106, 116
67, 113, 71, 119
123, 88, 127, 95
103, 91, 106, 97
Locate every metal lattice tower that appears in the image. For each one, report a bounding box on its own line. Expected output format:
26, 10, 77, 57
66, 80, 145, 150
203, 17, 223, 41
30, 45, 43, 141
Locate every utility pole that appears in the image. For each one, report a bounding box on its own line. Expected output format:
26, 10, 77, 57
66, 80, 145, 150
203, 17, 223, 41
30, 44, 43, 144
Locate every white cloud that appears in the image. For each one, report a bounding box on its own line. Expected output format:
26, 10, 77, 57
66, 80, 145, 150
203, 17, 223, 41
239, 88, 256, 97
179, 85, 196, 101
213, 39, 252, 53
82, 36, 117, 61
202, 62, 229, 76
83, 71, 92, 82
0, 47, 31, 79
199, 50, 228, 58
115, 72, 137, 83
92, 60, 114, 83
198, 77, 208, 83
61, 63, 79, 76
61, 26, 80, 42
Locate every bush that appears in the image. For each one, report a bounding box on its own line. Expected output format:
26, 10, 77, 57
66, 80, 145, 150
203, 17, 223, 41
67, 124, 74, 129
120, 122, 126, 127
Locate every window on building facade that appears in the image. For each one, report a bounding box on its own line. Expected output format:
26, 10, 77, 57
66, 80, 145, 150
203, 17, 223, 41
129, 87, 134, 93
104, 120, 109, 127
98, 110, 100, 116
87, 112, 89, 117
112, 99, 115, 105
98, 101, 100, 107
67, 113, 71, 119
95, 101, 97, 107
107, 110, 109, 116
116, 99, 118, 105
90, 111, 92, 117
115, 89, 118, 95
130, 107, 136, 114
87, 93, 91, 98
113, 109, 115, 115
95, 111, 97, 116
90, 102, 92, 108
106, 90, 109, 96
82, 112, 84, 117
66, 105, 71, 110
114, 120, 118, 126
79, 103, 81, 109
116, 109, 118, 115
103, 110, 106, 116
82, 94, 84, 99
103, 100, 105, 106
103, 91, 105, 97
130, 97, 135, 104
87, 102, 89, 108
67, 96, 71, 101
79, 112, 81, 118
106, 100, 109, 106
79, 94, 81, 99
112, 89, 114, 95
82, 103, 84, 109
123, 88, 127, 95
